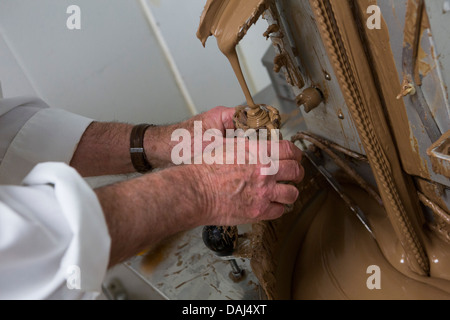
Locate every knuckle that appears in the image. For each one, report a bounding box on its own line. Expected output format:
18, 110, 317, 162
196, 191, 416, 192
279, 140, 293, 158
212, 105, 226, 112
264, 186, 275, 201
256, 184, 271, 201
285, 141, 302, 161
250, 205, 264, 220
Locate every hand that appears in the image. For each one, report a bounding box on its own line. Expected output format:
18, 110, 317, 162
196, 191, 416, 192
70, 107, 238, 176
197, 106, 236, 136
96, 134, 304, 266
191, 140, 305, 226
144, 106, 236, 169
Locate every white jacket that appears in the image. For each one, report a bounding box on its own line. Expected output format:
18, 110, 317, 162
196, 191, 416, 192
0, 97, 110, 299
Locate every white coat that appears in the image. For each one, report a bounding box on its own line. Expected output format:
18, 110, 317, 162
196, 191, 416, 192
0, 97, 111, 299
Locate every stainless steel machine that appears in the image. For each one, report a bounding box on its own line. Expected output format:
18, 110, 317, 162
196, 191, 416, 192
125, 0, 450, 300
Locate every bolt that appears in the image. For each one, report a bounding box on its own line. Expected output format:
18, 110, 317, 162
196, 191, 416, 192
396, 79, 416, 99
229, 259, 244, 280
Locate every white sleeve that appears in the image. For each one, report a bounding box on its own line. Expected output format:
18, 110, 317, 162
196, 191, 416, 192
0, 97, 94, 185
0, 162, 111, 300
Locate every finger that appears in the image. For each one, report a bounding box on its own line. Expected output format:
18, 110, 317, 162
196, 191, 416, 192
220, 107, 237, 130
270, 183, 300, 205
274, 160, 305, 183
261, 203, 286, 221
277, 141, 303, 162
259, 140, 303, 162
236, 139, 303, 163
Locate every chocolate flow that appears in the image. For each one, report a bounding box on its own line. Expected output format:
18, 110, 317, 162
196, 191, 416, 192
197, 0, 279, 130
197, 0, 268, 109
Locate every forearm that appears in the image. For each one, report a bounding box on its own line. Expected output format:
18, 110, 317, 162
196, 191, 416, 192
70, 122, 175, 176
95, 165, 206, 267
70, 122, 134, 176
94, 136, 304, 267
70, 107, 235, 177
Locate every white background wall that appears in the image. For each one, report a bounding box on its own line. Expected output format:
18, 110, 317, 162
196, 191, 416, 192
0, 0, 271, 125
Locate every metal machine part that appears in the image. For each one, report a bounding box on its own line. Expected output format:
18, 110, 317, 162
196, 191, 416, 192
202, 225, 245, 281
124, 0, 450, 300
262, 0, 449, 215
265, 0, 449, 187
102, 278, 128, 300
249, 0, 450, 299
125, 226, 261, 300
303, 149, 375, 238
263, 0, 365, 155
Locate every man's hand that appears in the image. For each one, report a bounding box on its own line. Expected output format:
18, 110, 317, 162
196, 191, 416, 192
70, 106, 236, 177
143, 106, 236, 169
97, 139, 304, 267
199, 106, 236, 135
72, 106, 306, 268
193, 140, 305, 226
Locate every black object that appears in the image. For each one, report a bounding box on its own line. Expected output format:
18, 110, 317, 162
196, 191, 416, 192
202, 226, 238, 257
202, 225, 244, 280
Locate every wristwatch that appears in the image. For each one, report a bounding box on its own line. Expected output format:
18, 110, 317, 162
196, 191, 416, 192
130, 124, 154, 173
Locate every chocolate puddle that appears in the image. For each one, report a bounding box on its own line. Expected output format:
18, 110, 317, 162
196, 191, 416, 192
291, 184, 450, 300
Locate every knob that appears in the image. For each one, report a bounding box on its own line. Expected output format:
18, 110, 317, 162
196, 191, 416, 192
202, 226, 238, 257
296, 87, 324, 113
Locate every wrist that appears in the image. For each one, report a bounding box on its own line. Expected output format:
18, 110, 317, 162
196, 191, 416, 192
142, 124, 175, 170
130, 124, 155, 173
154, 164, 211, 228
97, 164, 211, 265
181, 164, 217, 225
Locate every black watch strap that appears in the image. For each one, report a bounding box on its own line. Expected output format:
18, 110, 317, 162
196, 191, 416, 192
130, 124, 154, 173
